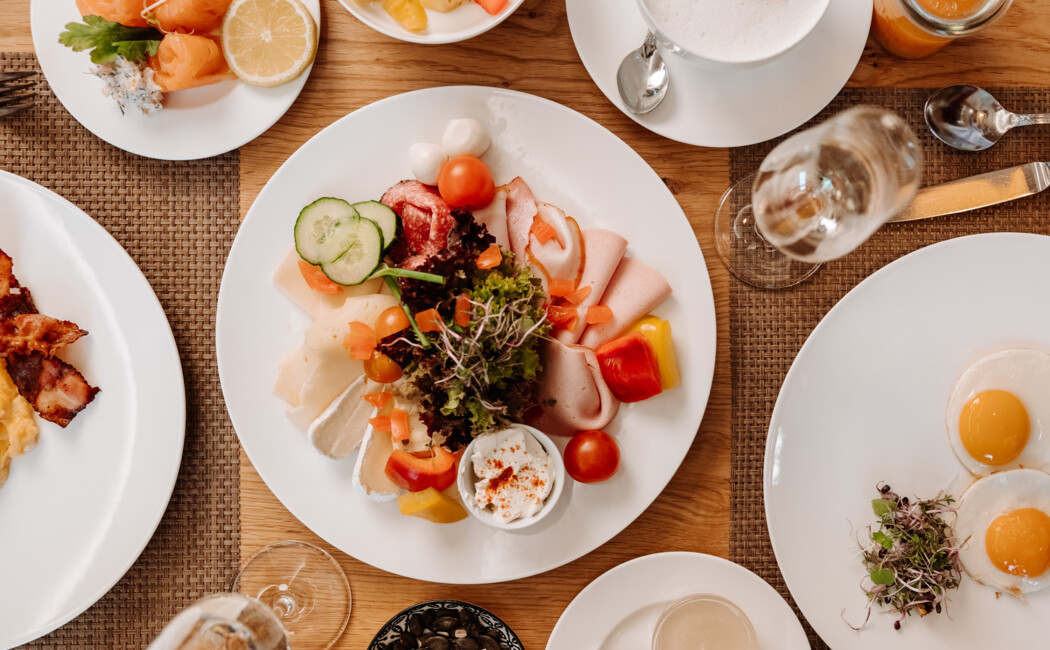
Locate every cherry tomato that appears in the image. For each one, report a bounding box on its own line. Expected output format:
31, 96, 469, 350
437, 155, 495, 209
374, 305, 410, 339
364, 351, 403, 383
564, 430, 620, 483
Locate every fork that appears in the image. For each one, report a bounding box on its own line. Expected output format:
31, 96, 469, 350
0, 72, 36, 118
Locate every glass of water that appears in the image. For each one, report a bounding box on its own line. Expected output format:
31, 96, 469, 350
714, 106, 923, 288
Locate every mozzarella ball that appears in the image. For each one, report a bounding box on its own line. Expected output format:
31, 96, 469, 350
409, 142, 448, 186
441, 118, 490, 157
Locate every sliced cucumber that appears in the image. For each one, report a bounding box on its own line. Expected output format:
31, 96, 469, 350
294, 198, 361, 264
352, 200, 398, 252
320, 216, 383, 285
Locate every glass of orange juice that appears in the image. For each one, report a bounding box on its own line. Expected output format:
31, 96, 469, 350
872, 0, 1012, 59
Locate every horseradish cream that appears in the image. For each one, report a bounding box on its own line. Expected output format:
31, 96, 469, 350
471, 425, 554, 524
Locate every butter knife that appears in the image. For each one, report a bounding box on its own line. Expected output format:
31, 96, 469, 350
890, 161, 1050, 223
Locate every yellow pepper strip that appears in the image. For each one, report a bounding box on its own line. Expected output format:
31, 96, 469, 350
397, 487, 468, 523
629, 316, 680, 390
381, 0, 427, 32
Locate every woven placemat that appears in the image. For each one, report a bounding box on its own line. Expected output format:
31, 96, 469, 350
729, 86, 1050, 648
0, 52, 241, 648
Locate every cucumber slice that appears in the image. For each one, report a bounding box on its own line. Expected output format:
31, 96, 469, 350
352, 200, 399, 252
294, 198, 361, 264
320, 216, 383, 285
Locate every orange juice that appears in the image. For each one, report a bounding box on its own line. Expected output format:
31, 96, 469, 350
872, 0, 1009, 59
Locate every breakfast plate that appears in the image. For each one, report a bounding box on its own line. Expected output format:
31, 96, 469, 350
0, 171, 184, 647
337, 0, 524, 44
765, 233, 1050, 648
29, 0, 321, 161
547, 552, 810, 650
565, 0, 872, 147
216, 85, 717, 584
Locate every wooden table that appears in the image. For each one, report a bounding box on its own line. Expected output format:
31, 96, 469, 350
3, 1, 1050, 647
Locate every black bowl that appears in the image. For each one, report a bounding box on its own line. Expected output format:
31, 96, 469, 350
367, 599, 524, 650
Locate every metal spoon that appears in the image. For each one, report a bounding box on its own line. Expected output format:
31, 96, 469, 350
616, 31, 669, 115
925, 84, 1050, 151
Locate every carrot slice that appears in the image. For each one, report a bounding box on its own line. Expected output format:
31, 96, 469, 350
548, 279, 575, 298
565, 285, 592, 305
390, 408, 411, 443
560, 314, 578, 332
476, 245, 502, 270
369, 415, 392, 433
297, 260, 342, 295
586, 305, 614, 325
363, 391, 394, 409
455, 294, 471, 327
530, 216, 557, 245
344, 321, 379, 360
415, 308, 443, 333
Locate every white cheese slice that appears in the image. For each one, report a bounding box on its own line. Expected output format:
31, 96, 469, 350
308, 376, 377, 459
305, 293, 400, 354
392, 396, 447, 453
353, 420, 403, 501
274, 247, 383, 318
274, 345, 309, 407
286, 351, 363, 431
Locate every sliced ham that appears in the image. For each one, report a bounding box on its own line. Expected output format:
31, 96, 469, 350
381, 181, 454, 261
526, 341, 619, 437
527, 202, 584, 293
470, 187, 510, 251
555, 229, 628, 345
578, 257, 672, 350
505, 177, 537, 263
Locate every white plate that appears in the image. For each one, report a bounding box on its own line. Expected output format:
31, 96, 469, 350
0, 171, 184, 648
765, 233, 1050, 648
547, 552, 810, 650
337, 0, 523, 44
566, 0, 871, 147
216, 85, 717, 584
30, 0, 321, 160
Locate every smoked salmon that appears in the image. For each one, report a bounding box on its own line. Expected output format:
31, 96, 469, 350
76, 0, 149, 27
148, 33, 235, 92
154, 0, 233, 33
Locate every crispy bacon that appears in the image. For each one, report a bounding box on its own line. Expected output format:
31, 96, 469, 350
6, 352, 99, 427
0, 314, 87, 357
0, 250, 37, 318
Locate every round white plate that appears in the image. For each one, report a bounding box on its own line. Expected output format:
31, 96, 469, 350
765, 233, 1050, 648
566, 0, 871, 147
0, 171, 184, 648
216, 85, 717, 584
547, 552, 810, 650
30, 0, 320, 160
337, 0, 523, 44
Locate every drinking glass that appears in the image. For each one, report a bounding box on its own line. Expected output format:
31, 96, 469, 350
148, 541, 352, 650
714, 106, 922, 288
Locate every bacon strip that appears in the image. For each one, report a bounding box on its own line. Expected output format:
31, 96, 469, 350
0, 314, 87, 357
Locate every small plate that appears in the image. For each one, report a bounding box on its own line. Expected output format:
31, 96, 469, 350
565, 0, 871, 147
547, 552, 810, 650
337, 0, 524, 45
30, 0, 321, 160
368, 600, 523, 650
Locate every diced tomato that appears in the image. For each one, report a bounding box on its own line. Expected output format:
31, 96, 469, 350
548, 278, 575, 298
476, 244, 502, 270
364, 351, 403, 383
546, 304, 578, 331
374, 306, 410, 339
344, 321, 379, 360
415, 308, 443, 333
385, 446, 458, 492
530, 215, 557, 245
586, 305, 613, 325
565, 284, 592, 305
390, 408, 411, 443
362, 391, 393, 409
455, 294, 471, 327
474, 0, 507, 14
595, 332, 662, 402
297, 259, 341, 295
369, 415, 392, 432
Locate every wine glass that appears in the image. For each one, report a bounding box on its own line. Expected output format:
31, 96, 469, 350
714, 106, 923, 288
148, 540, 352, 650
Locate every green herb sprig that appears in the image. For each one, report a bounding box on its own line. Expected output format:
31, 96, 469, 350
59, 16, 163, 64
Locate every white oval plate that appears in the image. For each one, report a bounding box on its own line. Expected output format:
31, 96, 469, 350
0, 171, 184, 648
566, 0, 871, 147
30, 0, 320, 160
765, 233, 1050, 649
337, 0, 523, 44
547, 552, 810, 650
216, 85, 717, 584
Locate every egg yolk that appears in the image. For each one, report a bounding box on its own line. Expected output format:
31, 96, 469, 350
959, 390, 1030, 466
986, 508, 1050, 577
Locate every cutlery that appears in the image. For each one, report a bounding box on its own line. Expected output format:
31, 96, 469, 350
616, 31, 669, 115
925, 85, 1050, 151
890, 162, 1050, 222
0, 71, 35, 118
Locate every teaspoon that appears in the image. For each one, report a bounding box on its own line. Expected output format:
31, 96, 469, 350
616, 31, 669, 115
925, 84, 1050, 151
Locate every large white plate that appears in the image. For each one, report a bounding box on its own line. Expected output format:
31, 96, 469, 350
337, 0, 524, 44
30, 0, 321, 160
0, 171, 184, 648
547, 552, 810, 650
566, 0, 871, 147
216, 86, 717, 584
765, 233, 1050, 648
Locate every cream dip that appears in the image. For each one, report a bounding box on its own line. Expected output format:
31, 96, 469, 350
471, 425, 554, 524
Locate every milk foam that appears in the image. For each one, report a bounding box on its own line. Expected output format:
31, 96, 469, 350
641, 0, 828, 63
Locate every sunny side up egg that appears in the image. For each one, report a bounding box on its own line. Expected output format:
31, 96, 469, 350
956, 468, 1050, 595
946, 349, 1050, 475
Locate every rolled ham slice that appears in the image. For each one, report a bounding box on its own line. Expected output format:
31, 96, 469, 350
527, 202, 584, 292
526, 341, 619, 437
578, 257, 672, 350
471, 187, 510, 251
555, 229, 628, 345
505, 177, 537, 263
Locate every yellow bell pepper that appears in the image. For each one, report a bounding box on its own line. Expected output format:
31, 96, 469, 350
629, 316, 680, 390
397, 487, 468, 523
381, 0, 427, 32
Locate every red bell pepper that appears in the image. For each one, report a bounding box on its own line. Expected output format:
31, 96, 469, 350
384, 446, 458, 492
595, 332, 662, 403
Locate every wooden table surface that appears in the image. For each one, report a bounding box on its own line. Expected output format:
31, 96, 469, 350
4, 0, 1050, 647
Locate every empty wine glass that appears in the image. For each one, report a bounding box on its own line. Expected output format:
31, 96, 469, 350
714, 106, 923, 288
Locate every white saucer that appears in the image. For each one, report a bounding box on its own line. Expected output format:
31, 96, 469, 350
566, 0, 872, 147
547, 552, 810, 650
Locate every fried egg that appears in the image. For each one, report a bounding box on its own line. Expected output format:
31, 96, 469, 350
956, 468, 1050, 595
946, 348, 1050, 475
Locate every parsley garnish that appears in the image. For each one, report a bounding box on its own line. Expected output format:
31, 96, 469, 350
59, 16, 163, 64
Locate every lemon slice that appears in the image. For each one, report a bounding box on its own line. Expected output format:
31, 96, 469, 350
221, 0, 318, 88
